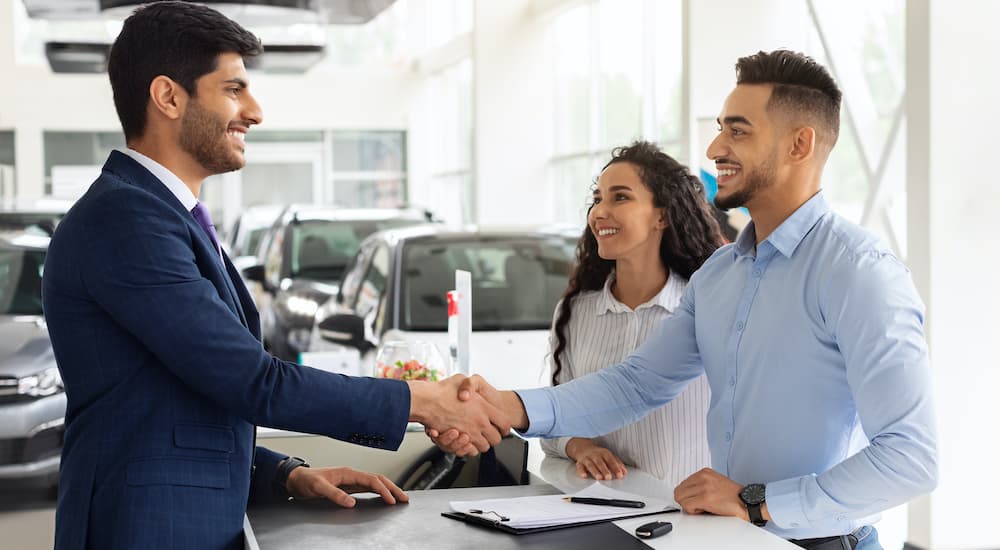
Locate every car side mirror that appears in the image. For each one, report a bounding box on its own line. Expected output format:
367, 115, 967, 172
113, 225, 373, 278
242, 264, 265, 283
318, 314, 375, 354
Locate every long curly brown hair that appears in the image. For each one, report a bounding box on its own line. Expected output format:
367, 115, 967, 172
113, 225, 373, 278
551, 141, 724, 385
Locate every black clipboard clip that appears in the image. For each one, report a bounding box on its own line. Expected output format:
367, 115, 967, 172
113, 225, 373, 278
468, 509, 510, 524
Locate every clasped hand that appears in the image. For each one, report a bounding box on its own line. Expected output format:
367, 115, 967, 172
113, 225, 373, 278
420, 374, 515, 456
410, 374, 511, 456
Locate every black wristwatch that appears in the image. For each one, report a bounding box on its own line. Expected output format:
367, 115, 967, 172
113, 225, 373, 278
739, 483, 767, 527
274, 456, 310, 499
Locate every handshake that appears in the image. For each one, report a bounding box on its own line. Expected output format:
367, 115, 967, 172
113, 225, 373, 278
407, 374, 528, 457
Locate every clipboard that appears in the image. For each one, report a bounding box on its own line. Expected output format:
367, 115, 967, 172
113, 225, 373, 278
441, 507, 676, 535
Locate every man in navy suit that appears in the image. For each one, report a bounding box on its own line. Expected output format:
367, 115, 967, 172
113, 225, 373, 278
41, 3, 508, 549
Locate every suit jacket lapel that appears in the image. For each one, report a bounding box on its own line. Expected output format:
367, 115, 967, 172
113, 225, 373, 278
221, 250, 259, 336
103, 151, 251, 330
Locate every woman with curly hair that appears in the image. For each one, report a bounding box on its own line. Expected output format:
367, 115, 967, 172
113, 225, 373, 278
541, 141, 724, 485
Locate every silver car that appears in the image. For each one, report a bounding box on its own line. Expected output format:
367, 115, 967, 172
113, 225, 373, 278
307, 225, 579, 390
0, 231, 63, 488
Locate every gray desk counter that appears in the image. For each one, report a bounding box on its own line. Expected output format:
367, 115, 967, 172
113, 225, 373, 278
244, 483, 651, 550
245, 455, 798, 550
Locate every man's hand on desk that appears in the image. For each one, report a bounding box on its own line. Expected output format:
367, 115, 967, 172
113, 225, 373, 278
673, 468, 771, 523
408, 374, 512, 456
424, 375, 529, 456
565, 438, 628, 480
286, 467, 408, 508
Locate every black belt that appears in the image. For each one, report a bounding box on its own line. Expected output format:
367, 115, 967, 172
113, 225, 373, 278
789, 533, 858, 550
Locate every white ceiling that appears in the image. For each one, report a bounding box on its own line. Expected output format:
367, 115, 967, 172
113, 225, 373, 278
21, 0, 396, 24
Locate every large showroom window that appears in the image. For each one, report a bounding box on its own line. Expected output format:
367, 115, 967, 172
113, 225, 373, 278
548, 0, 683, 225
424, 59, 473, 225
805, 0, 907, 257
0, 132, 14, 206
407, 0, 475, 225
330, 130, 408, 209
43, 131, 124, 199
198, 129, 407, 228
41, 130, 406, 230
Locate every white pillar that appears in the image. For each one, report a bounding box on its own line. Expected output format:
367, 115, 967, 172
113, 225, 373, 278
905, 1, 932, 545
907, 1, 1000, 548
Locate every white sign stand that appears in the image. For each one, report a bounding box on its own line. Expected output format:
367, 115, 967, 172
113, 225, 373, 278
455, 270, 472, 376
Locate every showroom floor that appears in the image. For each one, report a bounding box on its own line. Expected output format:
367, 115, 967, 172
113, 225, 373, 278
0, 488, 56, 549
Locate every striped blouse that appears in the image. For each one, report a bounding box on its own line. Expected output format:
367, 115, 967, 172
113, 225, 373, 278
540, 272, 711, 485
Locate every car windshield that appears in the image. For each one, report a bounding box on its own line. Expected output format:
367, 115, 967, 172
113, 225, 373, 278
291, 218, 424, 281
0, 214, 60, 237
401, 236, 576, 331
0, 246, 45, 315
244, 227, 269, 258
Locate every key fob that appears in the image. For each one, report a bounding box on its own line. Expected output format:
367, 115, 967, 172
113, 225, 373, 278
635, 520, 673, 539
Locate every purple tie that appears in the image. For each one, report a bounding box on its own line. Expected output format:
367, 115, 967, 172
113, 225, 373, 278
191, 202, 222, 258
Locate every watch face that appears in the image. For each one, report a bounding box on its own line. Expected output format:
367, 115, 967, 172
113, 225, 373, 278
740, 483, 766, 505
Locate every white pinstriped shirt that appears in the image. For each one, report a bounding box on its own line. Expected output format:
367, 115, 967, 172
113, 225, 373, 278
540, 272, 711, 485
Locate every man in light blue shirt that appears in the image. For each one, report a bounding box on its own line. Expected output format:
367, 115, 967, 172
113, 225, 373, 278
433, 50, 936, 549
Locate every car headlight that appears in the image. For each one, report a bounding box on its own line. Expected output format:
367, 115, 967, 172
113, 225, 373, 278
18, 367, 64, 397
285, 295, 320, 319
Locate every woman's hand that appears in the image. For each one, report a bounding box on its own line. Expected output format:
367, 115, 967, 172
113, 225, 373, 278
565, 438, 627, 480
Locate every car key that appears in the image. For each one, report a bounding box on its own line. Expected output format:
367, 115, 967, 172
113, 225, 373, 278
635, 520, 673, 539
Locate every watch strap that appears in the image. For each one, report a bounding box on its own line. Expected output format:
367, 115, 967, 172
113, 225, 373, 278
739, 483, 767, 527
273, 456, 310, 499
746, 501, 766, 527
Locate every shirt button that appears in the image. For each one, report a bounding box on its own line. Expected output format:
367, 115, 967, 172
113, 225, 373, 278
753, 269, 761, 277
724, 432, 732, 442
791, 522, 799, 528
735, 321, 744, 331
729, 377, 736, 387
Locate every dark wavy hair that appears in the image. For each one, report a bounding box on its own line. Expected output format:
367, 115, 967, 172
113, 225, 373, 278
551, 141, 723, 385
108, 1, 262, 141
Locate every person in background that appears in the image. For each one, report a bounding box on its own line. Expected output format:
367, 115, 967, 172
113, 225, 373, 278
434, 50, 938, 550
540, 141, 722, 486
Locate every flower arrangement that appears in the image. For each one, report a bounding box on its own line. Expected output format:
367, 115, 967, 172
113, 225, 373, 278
376, 359, 444, 381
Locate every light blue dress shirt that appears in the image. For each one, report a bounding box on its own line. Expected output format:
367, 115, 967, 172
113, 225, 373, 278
516, 192, 937, 539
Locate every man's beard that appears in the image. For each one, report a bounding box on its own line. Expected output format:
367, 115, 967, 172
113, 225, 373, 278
179, 100, 244, 175
714, 152, 777, 210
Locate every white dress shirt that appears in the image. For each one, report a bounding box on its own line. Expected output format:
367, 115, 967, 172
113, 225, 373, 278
118, 147, 198, 211
540, 271, 711, 486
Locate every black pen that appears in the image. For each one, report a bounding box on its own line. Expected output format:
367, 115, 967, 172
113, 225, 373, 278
562, 497, 646, 508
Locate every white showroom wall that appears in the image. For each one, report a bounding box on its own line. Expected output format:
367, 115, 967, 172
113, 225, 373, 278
0, 1, 416, 202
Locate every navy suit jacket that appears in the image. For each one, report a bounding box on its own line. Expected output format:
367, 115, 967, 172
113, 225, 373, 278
42, 151, 410, 549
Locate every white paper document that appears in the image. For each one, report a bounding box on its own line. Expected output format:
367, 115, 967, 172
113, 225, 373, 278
449, 483, 678, 529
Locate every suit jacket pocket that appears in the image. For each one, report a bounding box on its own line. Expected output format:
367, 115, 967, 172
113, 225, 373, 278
174, 423, 235, 453
126, 457, 231, 489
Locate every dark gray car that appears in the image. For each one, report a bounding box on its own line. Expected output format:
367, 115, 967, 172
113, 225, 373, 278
242, 205, 439, 362
0, 232, 63, 488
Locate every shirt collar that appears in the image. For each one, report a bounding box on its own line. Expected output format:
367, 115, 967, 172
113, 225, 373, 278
594, 270, 682, 316
118, 147, 198, 211
732, 191, 831, 259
